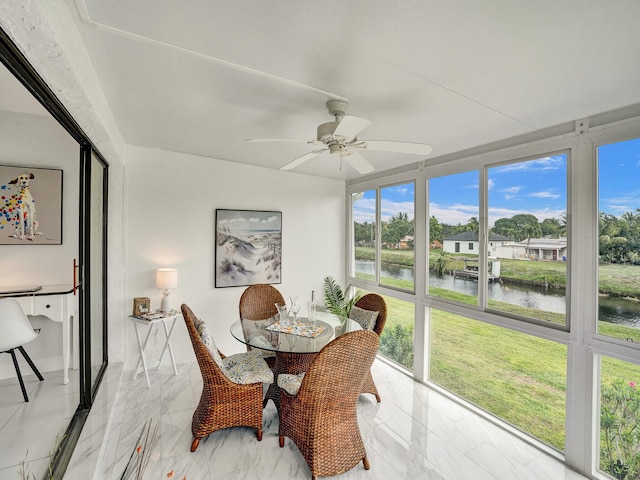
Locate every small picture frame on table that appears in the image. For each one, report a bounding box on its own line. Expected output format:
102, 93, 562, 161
133, 297, 151, 317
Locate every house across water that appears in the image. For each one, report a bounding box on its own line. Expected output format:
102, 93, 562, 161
443, 231, 567, 261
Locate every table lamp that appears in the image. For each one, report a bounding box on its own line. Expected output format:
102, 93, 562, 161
156, 268, 178, 312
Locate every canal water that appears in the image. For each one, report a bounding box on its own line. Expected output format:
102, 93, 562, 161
355, 260, 640, 327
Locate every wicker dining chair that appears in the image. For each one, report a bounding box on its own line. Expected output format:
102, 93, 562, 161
238, 284, 285, 366
181, 303, 273, 452
278, 330, 380, 480
353, 293, 387, 402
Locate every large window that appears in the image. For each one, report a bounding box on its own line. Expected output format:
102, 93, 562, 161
380, 183, 415, 291
428, 171, 479, 304
426, 155, 568, 327
352, 189, 377, 282
358, 289, 414, 371
348, 110, 640, 479
597, 138, 640, 343
352, 182, 415, 293
429, 308, 567, 450
487, 154, 568, 327
598, 356, 640, 479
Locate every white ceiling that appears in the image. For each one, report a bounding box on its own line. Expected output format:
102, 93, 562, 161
15, 1, 640, 180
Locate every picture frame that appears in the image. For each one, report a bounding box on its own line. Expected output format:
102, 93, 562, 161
215, 209, 282, 288
133, 297, 151, 317
0, 165, 63, 245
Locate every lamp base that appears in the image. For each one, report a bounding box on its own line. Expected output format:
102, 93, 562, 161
160, 293, 172, 313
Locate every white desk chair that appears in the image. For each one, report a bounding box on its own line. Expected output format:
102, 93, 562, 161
0, 298, 44, 402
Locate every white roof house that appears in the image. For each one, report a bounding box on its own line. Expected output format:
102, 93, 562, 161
443, 231, 513, 255
444, 233, 567, 261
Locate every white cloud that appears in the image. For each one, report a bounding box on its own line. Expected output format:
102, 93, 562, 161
493, 155, 564, 173
530, 191, 561, 199
502, 186, 521, 194
429, 202, 479, 226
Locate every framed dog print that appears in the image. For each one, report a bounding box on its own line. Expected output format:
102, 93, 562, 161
0, 165, 63, 245
215, 209, 282, 288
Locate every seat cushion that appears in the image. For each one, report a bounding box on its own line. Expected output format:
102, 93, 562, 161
223, 350, 274, 384
349, 306, 379, 330
277, 372, 306, 395
195, 319, 225, 370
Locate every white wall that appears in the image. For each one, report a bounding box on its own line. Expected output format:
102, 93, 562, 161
0, 110, 80, 377
0, 0, 129, 369
123, 145, 346, 367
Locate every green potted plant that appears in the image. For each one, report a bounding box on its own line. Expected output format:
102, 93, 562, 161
322, 276, 361, 322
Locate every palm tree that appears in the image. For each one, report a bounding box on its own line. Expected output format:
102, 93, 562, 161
559, 212, 567, 237
522, 223, 542, 258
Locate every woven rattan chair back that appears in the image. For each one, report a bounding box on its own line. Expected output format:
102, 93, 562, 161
278, 330, 380, 480
353, 293, 386, 402
239, 284, 285, 320
354, 293, 387, 336
238, 284, 285, 365
182, 303, 265, 451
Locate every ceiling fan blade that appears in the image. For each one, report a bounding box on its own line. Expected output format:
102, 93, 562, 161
364, 140, 432, 156
333, 115, 371, 140
343, 151, 375, 174
280, 149, 326, 171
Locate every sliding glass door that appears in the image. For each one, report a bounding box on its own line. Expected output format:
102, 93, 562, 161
0, 25, 109, 478
79, 147, 108, 405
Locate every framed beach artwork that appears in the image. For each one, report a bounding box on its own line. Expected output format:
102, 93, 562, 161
215, 209, 282, 288
0, 165, 63, 245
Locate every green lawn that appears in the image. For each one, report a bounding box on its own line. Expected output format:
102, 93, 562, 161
353, 247, 640, 451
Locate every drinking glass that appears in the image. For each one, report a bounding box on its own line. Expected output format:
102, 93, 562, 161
275, 303, 288, 324
290, 304, 301, 326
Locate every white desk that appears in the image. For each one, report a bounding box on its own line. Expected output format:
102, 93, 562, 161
0, 284, 77, 385
130, 313, 180, 388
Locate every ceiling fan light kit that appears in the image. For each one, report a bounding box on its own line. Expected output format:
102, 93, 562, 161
247, 99, 432, 175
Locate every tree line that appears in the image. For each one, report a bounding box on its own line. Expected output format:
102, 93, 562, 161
599, 210, 640, 264
355, 212, 567, 248
355, 210, 640, 265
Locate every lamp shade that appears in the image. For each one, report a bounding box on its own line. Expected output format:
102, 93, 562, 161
156, 268, 178, 289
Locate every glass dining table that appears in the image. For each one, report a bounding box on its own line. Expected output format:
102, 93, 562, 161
230, 310, 361, 411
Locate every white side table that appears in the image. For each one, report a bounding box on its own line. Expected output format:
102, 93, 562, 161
130, 313, 180, 388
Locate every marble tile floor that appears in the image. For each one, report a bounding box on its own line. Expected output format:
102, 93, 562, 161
92, 359, 590, 480
0, 368, 79, 479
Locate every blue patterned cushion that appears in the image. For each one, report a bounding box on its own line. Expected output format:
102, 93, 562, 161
196, 320, 224, 370
349, 306, 378, 330
223, 351, 274, 384
277, 372, 306, 395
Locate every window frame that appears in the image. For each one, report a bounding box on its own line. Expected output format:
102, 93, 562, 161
347, 111, 640, 478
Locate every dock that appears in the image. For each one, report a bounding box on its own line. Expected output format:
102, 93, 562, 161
452, 258, 501, 283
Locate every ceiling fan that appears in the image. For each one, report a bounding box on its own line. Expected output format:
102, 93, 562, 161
246, 100, 432, 174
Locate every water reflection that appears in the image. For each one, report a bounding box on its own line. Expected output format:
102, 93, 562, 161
356, 260, 639, 327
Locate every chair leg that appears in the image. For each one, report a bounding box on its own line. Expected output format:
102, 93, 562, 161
17, 346, 44, 381
9, 349, 29, 402
256, 427, 263, 441
279, 435, 285, 447
190, 437, 200, 452
362, 455, 370, 470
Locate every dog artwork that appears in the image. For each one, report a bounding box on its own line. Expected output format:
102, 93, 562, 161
1, 172, 41, 241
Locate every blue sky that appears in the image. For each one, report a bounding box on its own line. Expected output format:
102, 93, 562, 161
598, 138, 640, 216
353, 137, 640, 226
